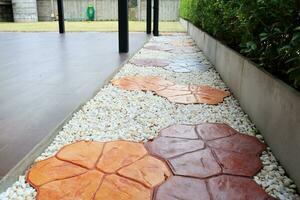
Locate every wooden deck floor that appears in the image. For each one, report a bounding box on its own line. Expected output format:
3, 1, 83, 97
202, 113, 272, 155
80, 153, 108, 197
0, 32, 148, 178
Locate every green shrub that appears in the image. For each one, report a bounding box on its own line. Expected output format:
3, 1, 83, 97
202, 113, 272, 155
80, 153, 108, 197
180, 0, 300, 90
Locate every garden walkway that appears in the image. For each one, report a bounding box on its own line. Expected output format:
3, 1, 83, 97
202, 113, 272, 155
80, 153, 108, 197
0, 32, 148, 178
0, 33, 299, 200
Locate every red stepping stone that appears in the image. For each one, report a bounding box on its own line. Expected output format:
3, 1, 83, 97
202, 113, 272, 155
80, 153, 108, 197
208, 175, 273, 200
160, 124, 198, 139
168, 148, 222, 178
130, 58, 170, 67
207, 133, 266, 155
196, 123, 238, 140
154, 176, 210, 200
145, 137, 205, 158
146, 123, 274, 200
156, 175, 273, 200
27, 141, 171, 200
111, 75, 230, 105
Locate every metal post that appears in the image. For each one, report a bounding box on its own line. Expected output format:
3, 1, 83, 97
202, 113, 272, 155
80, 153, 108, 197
146, 0, 151, 34
57, 0, 65, 33
118, 0, 129, 53
153, 0, 159, 36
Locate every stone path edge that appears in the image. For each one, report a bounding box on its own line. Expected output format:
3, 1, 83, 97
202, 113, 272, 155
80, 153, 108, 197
0, 37, 151, 194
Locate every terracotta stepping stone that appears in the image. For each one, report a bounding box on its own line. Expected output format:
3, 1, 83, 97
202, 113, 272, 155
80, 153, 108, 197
146, 123, 274, 200
146, 123, 266, 178
168, 148, 222, 178
208, 175, 274, 200
111, 75, 230, 105
130, 58, 170, 67
27, 141, 171, 200
154, 176, 210, 200
156, 175, 273, 200
145, 137, 205, 158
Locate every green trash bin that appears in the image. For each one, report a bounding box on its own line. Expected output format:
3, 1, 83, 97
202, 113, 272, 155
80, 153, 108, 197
86, 3, 95, 21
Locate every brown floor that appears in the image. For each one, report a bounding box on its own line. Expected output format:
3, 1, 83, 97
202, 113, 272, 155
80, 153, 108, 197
0, 32, 149, 179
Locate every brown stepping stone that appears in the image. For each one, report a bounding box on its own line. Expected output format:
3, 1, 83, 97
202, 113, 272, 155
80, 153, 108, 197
160, 124, 198, 139
145, 137, 205, 158
27, 141, 171, 200
168, 148, 222, 178
130, 58, 170, 67
155, 175, 272, 200
154, 176, 210, 200
196, 123, 238, 140
146, 123, 273, 199
207, 133, 266, 155
213, 149, 263, 176
208, 175, 273, 200
111, 75, 230, 105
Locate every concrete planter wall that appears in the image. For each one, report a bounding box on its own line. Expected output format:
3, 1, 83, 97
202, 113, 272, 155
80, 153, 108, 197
180, 18, 300, 189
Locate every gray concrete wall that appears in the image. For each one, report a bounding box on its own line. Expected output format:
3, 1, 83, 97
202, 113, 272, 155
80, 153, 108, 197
139, 0, 180, 21
12, 0, 38, 22
180, 18, 300, 189
36, 0, 179, 21
37, 0, 118, 21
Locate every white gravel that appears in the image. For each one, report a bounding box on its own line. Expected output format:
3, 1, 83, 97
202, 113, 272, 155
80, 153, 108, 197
0, 34, 299, 200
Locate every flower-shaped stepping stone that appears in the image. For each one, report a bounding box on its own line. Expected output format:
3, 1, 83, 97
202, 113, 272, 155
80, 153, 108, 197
165, 58, 210, 73
131, 56, 209, 73
146, 123, 275, 200
130, 58, 170, 67
27, 141, 171, 200
144, 44, 199, 54
111, 76, 230, 105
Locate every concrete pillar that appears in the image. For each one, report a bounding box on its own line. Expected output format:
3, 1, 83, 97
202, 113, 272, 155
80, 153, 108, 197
12, 0, 38, 22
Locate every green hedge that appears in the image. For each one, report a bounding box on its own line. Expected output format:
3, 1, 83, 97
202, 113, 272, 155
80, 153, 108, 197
180, 0, 300, 90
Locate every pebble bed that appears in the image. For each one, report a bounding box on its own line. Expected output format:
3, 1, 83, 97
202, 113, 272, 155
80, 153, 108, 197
0, 34, 299, 200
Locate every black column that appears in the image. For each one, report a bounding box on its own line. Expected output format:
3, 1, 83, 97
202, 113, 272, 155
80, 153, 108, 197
146, 0, 152, 34
57, 0, 65, 33
153, 0, 159, 36
118, 0, 129, 53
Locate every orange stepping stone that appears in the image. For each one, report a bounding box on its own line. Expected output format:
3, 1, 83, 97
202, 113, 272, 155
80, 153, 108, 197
37, 170, 104, 200
111, 75, 230, 105
96, 141, 147, 173
56, 141, 104, 169
94, 174, 151, 200
118, 155, 171, 187
27, 141, 171, 200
